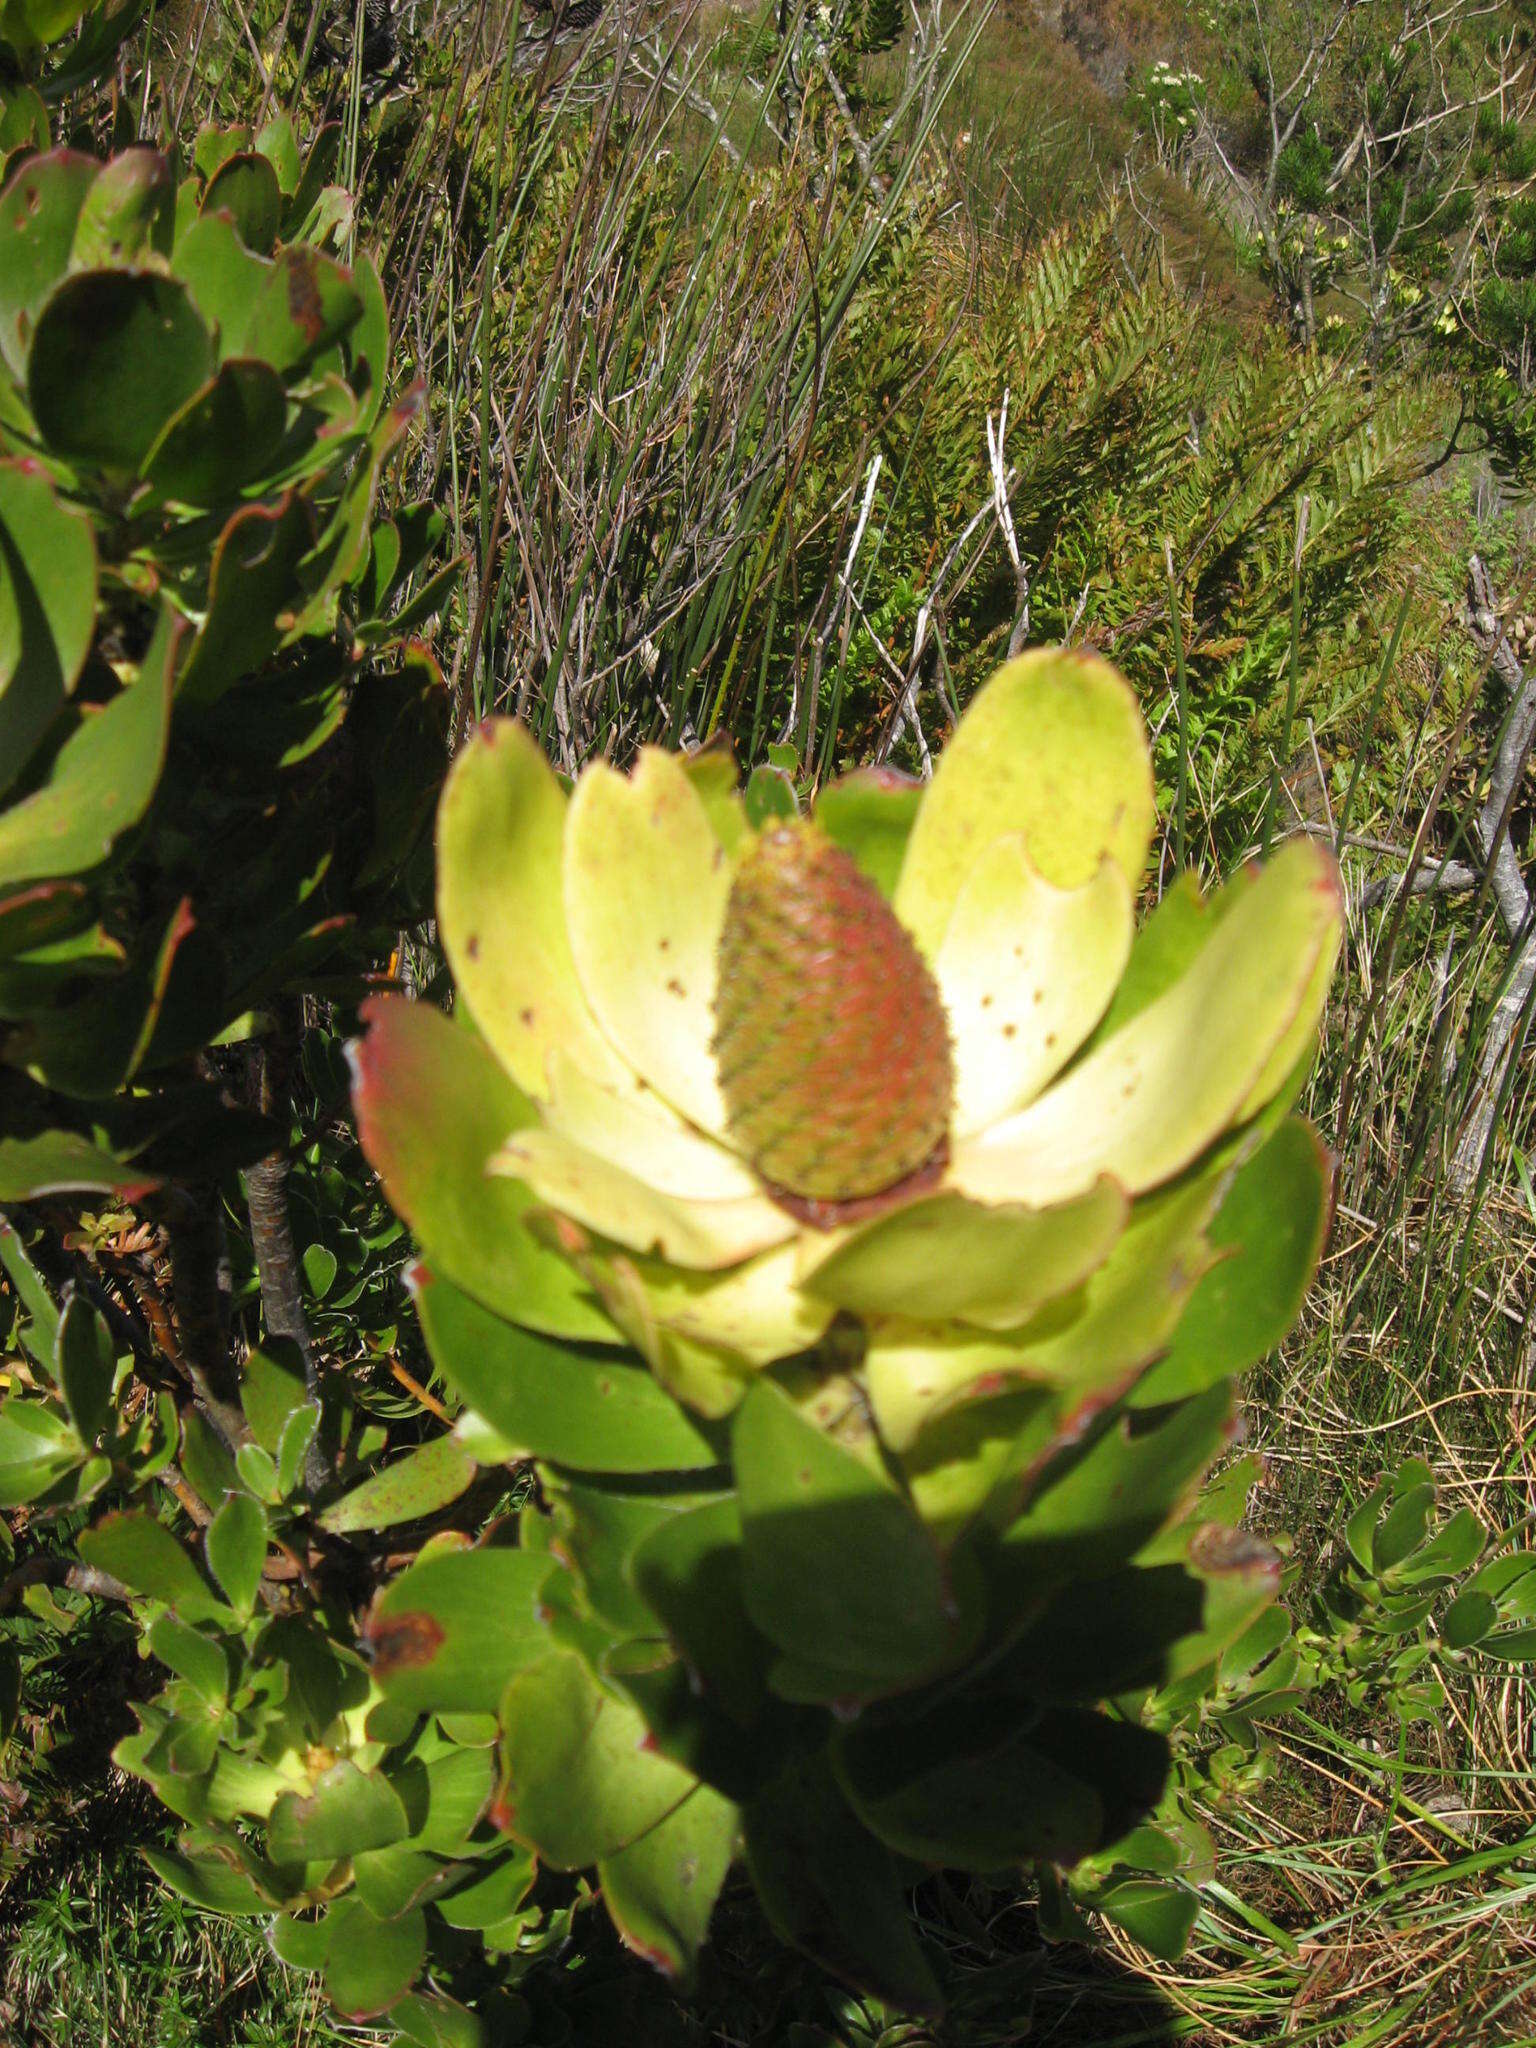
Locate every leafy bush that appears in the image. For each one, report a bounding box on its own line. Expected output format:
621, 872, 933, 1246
0, 111, 459, 2037
0, 118, 447, 1209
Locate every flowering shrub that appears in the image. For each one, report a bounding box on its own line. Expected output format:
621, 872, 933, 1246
348, 649, 1344, 2006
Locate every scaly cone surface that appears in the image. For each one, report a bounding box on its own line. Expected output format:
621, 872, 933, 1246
713, 821, 954, 1206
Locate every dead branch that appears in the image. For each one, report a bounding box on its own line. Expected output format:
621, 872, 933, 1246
1450, 555, 1536, 1188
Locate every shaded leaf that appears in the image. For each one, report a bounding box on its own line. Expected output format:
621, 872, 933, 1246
733, 1377, 978, 1700
0, 603, 178, 888
27, 269, 213, 472
55, 1288, 115, 1445
742, 1753, 941, 2016
0, 459, 96, 797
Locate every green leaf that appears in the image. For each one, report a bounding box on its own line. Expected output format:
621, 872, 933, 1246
0, 1215, 58, 1363
350, 997, 618, 1343
275, 1402, 320, 1497
0, 0, 91, 53
148, 1610, 227, 1705
235, 1441, 278, 1501
436, 1848, 537, 1931
1095, 1876, 1200, 1960
55, 1290, 115, 1445
346, 247, 390, 425
1134, 1117, 1331, 1405
865, 1705, 1164, 1873
497, 1648, 696, 1868
628, 1497, 766, 1729
78, 1510, 228, 1621
27, 269, 214, 474
0, 1129, 155, 1202
170, 207, 268, 352
253, 112, 302, 196
144, 1847, 269, 1917
0, 1641, 19, 1739
390, 1991, 486, 2048
239, 243, 362, 375
318, 1435, 475, 1535
677, 740, 748, 855
1441, 1581, 1499, 1646
1444, 1551, 1536, 1653
266, 1761, 410, 1864
0, 148, 99, 377
179, 1406, 236, 1510
0, 878, 90, 960
1390, 1507, 1485, 1586
742, 1753, 941, 2016
390, 1745, 494, 1855
0, 1408, 82, 1503
1374, 1477, 1439, 1572
415, 1269, 715, 1472
813, 765, 921, 896
598, 1784, 738, 1983
205, 1492, 266, 1617
350, 1844, 449, 1921
1481, 1624, 1536, 1662
192, 125, 251, 183
302, 1242, 337, 1299
201, 150, 281, 252
0, 603, 178, 889
0, 459, 96, 797
1345, 1476, 1394, 1574
322, 1899, 425, 2020
996, 1382, 1238, 1586
1090, 870, 1223, 1045
139, 358, 287, 506
241, 1339, 307, 1451
268, 1911, 333, 1970
994, 1562, 1205, 1702
733, 1377, 978, 1700
174, 492, 315, 706
0, 1398, 76, 1468
545, 1476, 723, 1637
802, 1180, 1126, 1330
365, 1546, 553, 1715
743, 762, 798, 828
0, 84, 48, 158
281, 122, 340, 238
68, 147, 173, 268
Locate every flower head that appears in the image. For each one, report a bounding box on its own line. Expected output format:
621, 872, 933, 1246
354, 650, 1340, 1510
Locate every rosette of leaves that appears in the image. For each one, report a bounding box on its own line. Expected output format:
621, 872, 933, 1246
0, 118, 453, 1204
349, 649, 1345, 2010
